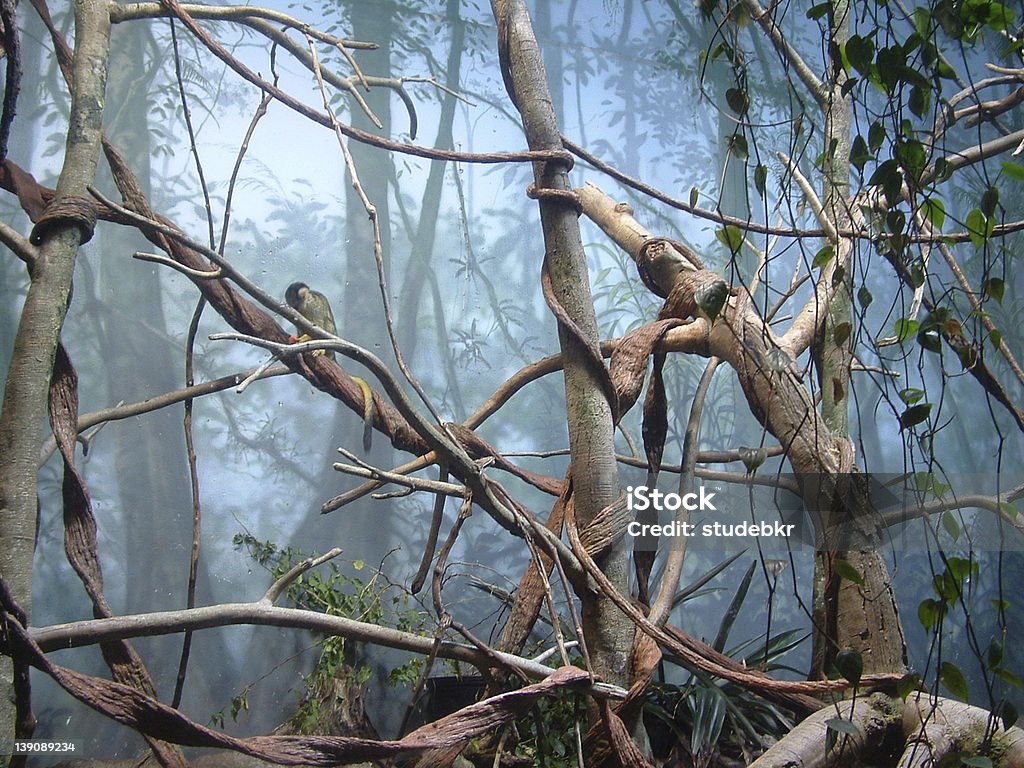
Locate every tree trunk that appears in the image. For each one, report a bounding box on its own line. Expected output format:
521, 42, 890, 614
0, 0, 112, 752
99, 22, 192, 689
811, 0, 906, 679
491, 0, 633, 687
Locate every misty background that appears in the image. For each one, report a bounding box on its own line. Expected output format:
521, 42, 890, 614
2, 0, 1022, 760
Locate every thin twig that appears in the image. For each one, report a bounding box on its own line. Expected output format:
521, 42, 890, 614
208, 330, 584, 578
0, 219, 37, 267
169, 16, 215, 249
137, 0, 574, 167
777, 152, 837, 242
132, 251, 222, 278
219, 63, 275, 255
260, 548, 344, 605
235, 354, 281, 393
332, 451, 466, 497
308, 37, 447, 429
411, 465, 450, 594
110, 3, 378, 48
927, 219, 1024, 390
171, 296, 206, 709
740, 0, 826, 103
38, 365, 293, 465
649, 358, 720, 627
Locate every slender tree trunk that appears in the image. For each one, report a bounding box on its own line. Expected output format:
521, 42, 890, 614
0, 0, 112, 752
396, 0, 464, 367
332, 0, 399, 732
492, 0, 632, 687
811, 0, 905, 678
99, 25, 192, 684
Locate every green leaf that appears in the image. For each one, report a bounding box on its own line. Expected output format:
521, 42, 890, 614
813, 245, 835, 268
728, 133, 748, 160
1001, 160, 1024, 181
695, 279, 730, 323
715, 225, 744, 253
690, 186, 699, 208
825, 726, 839, 755
940, 661, 969, 700
877, 46, 905, 90
816, 138, 840, 170
913, 7, 930, 37
942, 510, 961, 541
966, 208, 993, 247
834, 648, 863, 686
868, 121, 886, 152
961, 757, 993, 768
984, 1, 1015, 31
998, 700, 1019, 731
895, 318, 920, 341
899, 387, 925, 405
922, 198, 946, 230
857, 285, 873, 308
994, 668, 1024, 688
909, 85, 930, 118
754, 164, 767, 198
834, 559, 864, 585
726, 87, 749, 116
987, 639, 1004, 668
896, 673, 921, 700
983, 277, 1005, 303
915, 472, 949, 498
918, 325, 942, 353
896, 140, 927, 182
868, 158, 902, 204
831, 264, 846, 288
899, 65, 931, 89
918, 597, 945, 630
845, 35, 875, 76
981, 186, 1000, 216
899, 403, 932, 430
850, 135, 872, 172
825, 717, 861, 735
807, 2, 831, 20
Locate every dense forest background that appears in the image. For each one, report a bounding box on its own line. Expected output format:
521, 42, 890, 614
2, 0, 1023, 766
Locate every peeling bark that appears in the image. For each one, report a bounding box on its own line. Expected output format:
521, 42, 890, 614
578, 183, 906, 684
